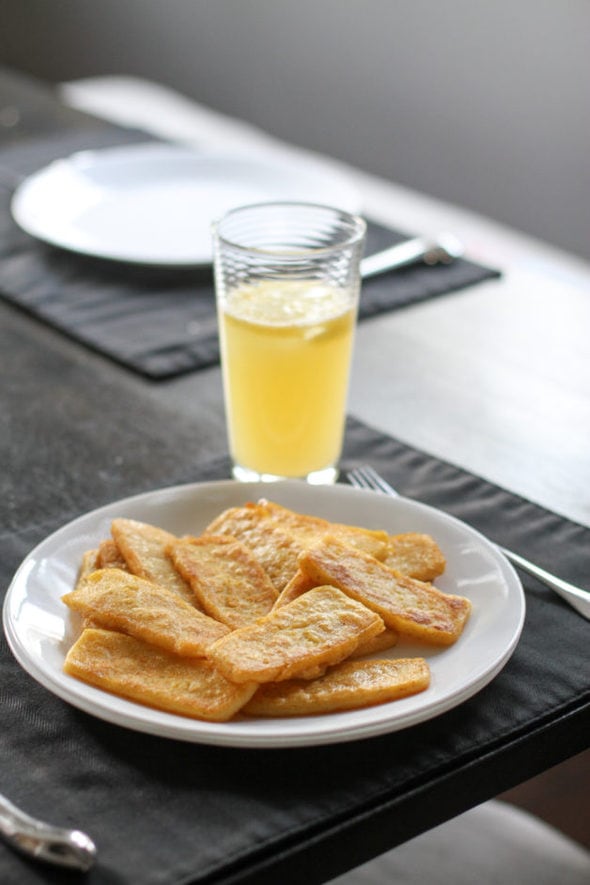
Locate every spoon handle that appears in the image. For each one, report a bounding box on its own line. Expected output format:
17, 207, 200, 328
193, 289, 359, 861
0, 791, 96, 871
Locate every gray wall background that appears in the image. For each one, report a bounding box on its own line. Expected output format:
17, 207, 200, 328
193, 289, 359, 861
3, 0, 590, 261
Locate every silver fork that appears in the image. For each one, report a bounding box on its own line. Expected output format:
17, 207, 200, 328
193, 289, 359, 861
347, 465, 590, 620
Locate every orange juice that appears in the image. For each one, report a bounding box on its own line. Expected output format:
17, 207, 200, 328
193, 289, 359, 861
218, 279, 357, 479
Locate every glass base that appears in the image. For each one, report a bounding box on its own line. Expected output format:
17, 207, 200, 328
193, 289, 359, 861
232, 464, 339, 485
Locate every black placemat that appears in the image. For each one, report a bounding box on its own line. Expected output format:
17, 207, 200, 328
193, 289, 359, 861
0, 407, 588, 885
0, 128, 500, 379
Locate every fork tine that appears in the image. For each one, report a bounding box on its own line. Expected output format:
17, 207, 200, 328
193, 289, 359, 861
361, 465, 398, 497
347, 467, 370, 490
348, 466, 376, 490
346, 465, 399, 498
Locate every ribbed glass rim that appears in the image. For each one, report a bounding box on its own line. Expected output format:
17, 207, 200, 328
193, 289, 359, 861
212, 201, 366, 258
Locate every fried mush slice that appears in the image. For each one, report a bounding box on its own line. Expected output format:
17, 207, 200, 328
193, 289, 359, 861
244, 657, 430, 717
75, 549, 100, 588
204, 503, 302, 592
259, 500, 389, 561
168, 535, 277, 629
349, 626, 399, 657
384, 533, 446, 582
208, 585, 385, 684
273, 569, 317, 608
299, 536, 471, 646
64, 628, 256, 721
204, 500, 390, 591
97, 538, 129, 571
62, 568, 229, 657
274, 570, 398, 656
110, 517, 196, 606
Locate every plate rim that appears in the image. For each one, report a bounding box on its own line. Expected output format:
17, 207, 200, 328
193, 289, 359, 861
10, 143, 362, 267
2, 479, 526, 748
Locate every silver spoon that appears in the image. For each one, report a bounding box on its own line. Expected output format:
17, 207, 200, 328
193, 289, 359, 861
0, 791, 96, 871
361, 232, 464, 279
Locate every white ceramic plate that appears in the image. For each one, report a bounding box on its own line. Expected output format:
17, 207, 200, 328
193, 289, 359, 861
3, 481, 525, 748
10, 143, 362, 266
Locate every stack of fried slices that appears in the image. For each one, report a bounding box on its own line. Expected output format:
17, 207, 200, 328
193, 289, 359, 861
62, 500, 471, 722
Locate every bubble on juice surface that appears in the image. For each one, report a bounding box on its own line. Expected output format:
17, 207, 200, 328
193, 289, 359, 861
226, 280, 351, 326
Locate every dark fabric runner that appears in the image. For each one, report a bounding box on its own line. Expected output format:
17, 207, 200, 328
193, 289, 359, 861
0, 125, 500, 379
1, 408, 588, 885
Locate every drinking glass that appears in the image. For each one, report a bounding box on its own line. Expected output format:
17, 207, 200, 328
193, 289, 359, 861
212, 202, 366, 483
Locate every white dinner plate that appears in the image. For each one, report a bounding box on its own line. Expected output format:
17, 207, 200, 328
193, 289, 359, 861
10, 143, 362, 266
3, 480, 525, 748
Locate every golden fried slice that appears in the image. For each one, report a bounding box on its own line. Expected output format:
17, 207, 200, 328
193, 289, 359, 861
299, 536, 471, 646
75, 552, 103, 630
75, 549, 100, 588
329, 523, 389, 560
204, 501, 267, 537
204, 503, 302, 592
62, 568, 229, 657
208, 585, 385, 684
384, 533, 446, 582
273, 569, 318, 608
97, 538, 129, 571
205, 500, 389, 591
244, 657, 430, 717
260, 500, 389, 561
348, 627, 399, 658
111, 518, 196, 606
279, 630, 399, 679
64, 628, 256, 721
294, 627, 397, 678
274, 580, 401, 659
168, 535, 277, 629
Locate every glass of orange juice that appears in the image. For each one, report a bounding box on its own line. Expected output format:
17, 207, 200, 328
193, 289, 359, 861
212, 202, 366, 483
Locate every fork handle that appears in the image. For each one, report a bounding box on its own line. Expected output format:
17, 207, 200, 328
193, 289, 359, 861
499, 546, 590, 617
